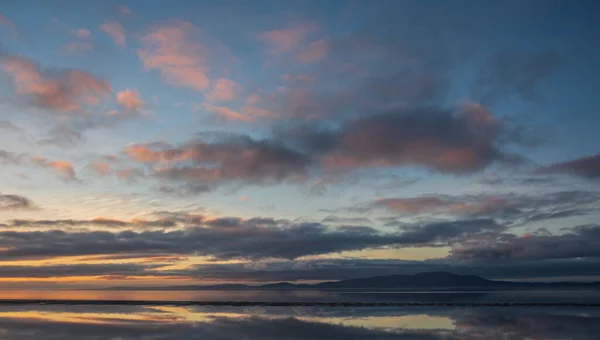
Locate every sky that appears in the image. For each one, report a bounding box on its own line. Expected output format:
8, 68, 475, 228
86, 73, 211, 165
0, 0, 599, 288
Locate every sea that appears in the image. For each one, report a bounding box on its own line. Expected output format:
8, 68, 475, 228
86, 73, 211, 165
0, 289, 598, 339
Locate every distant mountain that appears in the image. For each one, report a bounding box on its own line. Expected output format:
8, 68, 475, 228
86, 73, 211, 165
312, 271, 495, 289
107, 271, 600, 291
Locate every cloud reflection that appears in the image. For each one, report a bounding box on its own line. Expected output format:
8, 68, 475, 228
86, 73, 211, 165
0, 305, 597, 339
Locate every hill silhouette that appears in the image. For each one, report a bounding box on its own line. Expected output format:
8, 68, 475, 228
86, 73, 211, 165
108, 271, 600, 291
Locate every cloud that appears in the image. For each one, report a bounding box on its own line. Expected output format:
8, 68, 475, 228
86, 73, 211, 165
138, 20, 210, 91
0, 13, 18, 37
450, 224, 600, 261
86, 161, 112, 176
0, 150, 27, 165
539, 153, 600, 179
0, 194, 36, 211
5, 216, 180, 230
70, 28, 91, 39
0, 121, 33, 143
116, 167, 145, 184
0, 263, 159, 278
37, 125, 82, 147
369, 190, 600, 225
296, 40, 328, 63
283, 104, 510, 174
0, 218, 502, 261
203, 103, 252, 121
156, 184, 211, 197
129, 102, 529, 191
117, 89, 144, 111
31, 156, 77, 181
0, 120, 24, 133
2, 54, 111, 112
117, 6, 132, 15
374, 196, 509, 215
260, 22, 318, 55
99, 21, 125, 46
206, 78, 238, 102
125, 134, 309, 187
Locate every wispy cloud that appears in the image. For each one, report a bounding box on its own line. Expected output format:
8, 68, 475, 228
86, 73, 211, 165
260, 22, 318, 54
100, 21, 125, 46
0, 194, 37, 211
206, 78, 238, 102
138, 20, 210, 91
31, 156, 77, 181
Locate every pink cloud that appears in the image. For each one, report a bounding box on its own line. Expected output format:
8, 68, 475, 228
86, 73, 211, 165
204, 103, 253, 122
246, 94, 261, 105
117, 89, 144, 111
2, 55, 111, 112
31, 156, 76, 181
100, 21, 125, 46
71, 28, 92, 39
241, 106, 277, 118
138, 21, 210, 91
260, 22, 318, 54
206, 78, 238, 102
295, 40, 328, 63
117, 6, 132, 15
0, 13, 18, 37
116, 168, 145, 183
88, 162, 112, 176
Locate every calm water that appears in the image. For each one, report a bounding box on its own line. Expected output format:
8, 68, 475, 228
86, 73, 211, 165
0, 289, 599, 304
0, 304, 597, 339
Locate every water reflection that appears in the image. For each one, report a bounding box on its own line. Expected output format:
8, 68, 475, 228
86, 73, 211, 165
0, 305, 597, 339
0, 289, 598, 303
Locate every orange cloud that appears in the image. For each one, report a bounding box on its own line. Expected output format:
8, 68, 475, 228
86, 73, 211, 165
138, 21, 209, 91
117, 89, 144, 111
124, 144, 194, 163
2, 55, 111, 112
260, 22, 318, 54
206, 78, 238, 102
124, 145, 161, 162
296, 40, 328, 63
31, 156, 76, 181
100, 21, 125, 46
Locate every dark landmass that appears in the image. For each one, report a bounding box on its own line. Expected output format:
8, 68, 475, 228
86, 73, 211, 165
107, 271, 600, 291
